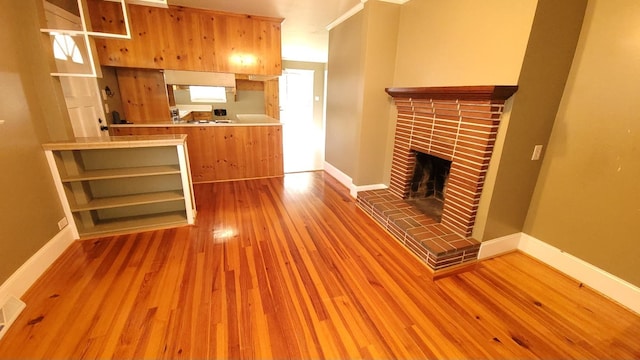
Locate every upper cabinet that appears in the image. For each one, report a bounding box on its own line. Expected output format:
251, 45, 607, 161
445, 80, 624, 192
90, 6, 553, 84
91, 4, 283, 76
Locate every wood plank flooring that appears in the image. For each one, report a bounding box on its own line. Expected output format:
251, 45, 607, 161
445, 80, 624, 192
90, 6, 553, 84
1, 171, 639, 359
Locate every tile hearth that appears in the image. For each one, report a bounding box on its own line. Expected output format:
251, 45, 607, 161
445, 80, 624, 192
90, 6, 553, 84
357, 189, 480, 271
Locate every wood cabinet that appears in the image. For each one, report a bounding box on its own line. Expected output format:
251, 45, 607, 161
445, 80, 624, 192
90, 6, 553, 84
91, 4, 283, 75
116, 68, 171, 123
110, 124, 283, 183
43, 135, 196, 239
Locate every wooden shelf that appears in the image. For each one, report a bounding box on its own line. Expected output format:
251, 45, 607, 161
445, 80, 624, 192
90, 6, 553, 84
75, 211, 189, 238
61, 165, 181, 182
69, 190, 185, 211
43, 136, 196, 239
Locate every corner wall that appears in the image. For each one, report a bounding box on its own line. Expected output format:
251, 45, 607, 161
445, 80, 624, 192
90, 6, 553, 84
524, 0, 640, 287
473, 0, 588, 240
325, 11, 365, 178
325, 1, 400, 185
0, 0, 70, 284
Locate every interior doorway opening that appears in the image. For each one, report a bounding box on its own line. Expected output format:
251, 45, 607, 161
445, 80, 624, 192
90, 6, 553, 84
279, 68, 324, 173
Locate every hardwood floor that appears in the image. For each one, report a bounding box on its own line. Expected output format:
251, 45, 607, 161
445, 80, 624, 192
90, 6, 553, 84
1, 171, 638, 359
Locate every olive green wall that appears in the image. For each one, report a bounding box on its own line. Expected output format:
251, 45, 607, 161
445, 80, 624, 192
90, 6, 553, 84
325, 11, 365, 178
473, 0, 588, 240
393, 0, 538, 86
524, 0, 640, 287
325, 0, 538, 187
356, 1, 401, 186
0, 1, 70, 284
325, 1, 400, 184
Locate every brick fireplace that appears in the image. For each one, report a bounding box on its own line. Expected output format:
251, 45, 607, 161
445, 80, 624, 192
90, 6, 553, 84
357, 86, 517, 274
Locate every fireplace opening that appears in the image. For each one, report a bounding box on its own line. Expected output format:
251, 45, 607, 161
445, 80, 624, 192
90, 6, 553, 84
406, 151, 451, 222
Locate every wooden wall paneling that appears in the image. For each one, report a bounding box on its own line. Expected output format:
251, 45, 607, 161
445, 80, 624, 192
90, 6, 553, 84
209, 15, 234, 73
157, 6, 179, 69
230, 15, 252, 74
169, 7, 202, 71
147, 6, 169, 69
94, 5, 283, 75
258, 19, 283, 75
236, 79, 265, 91
116, 68, 171, 123
264, 79, 280, 120
197, 12, 218, 72
86, 0, 127, 35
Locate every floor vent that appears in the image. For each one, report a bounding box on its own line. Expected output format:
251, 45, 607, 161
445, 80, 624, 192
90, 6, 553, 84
0, 296, 26, 341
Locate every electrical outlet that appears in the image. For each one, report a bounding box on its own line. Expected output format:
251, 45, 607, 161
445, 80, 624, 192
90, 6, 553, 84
58, 217, 68, 230
531, 145, 543, 160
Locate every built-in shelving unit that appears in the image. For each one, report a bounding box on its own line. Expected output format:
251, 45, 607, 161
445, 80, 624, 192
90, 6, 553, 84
43, 135, 196, 239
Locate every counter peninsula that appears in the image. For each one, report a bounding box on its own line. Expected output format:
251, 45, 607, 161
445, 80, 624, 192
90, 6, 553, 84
110, 115, 283, 183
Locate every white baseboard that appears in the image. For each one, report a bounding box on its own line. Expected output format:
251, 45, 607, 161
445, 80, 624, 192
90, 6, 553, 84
518, 233, 640, 315
0, 226, 75, 305
479, 232, 640, 315
478, 233, 521, 260
323, 161, 387, 198
323, 161, 354, 196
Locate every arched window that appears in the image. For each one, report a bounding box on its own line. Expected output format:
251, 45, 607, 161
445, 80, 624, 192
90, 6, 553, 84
51, 33, 84, 64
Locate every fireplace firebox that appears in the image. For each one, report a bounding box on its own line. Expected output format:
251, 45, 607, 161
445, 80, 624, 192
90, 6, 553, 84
407, 151, 451, 222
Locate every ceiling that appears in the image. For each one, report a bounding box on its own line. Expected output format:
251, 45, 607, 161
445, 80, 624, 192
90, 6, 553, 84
168, 0, 362, 63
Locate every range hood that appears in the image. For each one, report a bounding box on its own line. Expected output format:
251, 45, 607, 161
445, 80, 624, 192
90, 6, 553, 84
163, 70, 236, 88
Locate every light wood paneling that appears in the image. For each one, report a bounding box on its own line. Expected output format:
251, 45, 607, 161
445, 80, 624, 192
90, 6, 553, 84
92, 4, 283, 75
264, 78, 280, 120
111, 125, 284, 182
0, 172, 638, 358
116, 68, 171, 123
236, 79, 265, 91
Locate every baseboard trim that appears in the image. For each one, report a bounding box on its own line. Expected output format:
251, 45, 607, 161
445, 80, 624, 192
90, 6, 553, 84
323, 162, 387, 198
479, 232, 640, 315
0, 226, 75, 305
478, 233, 521, 260
323, 161, 355, 196
518, 233, 640, 315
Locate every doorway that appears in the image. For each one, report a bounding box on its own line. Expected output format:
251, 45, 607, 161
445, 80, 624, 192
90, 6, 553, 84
44, 0, 108, 138
279, 68, 324, 173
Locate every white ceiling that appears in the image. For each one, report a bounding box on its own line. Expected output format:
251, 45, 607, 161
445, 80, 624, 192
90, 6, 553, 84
168, 0, 363, 63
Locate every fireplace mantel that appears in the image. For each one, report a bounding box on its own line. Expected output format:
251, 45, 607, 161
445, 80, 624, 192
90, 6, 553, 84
385, 85, 518, 101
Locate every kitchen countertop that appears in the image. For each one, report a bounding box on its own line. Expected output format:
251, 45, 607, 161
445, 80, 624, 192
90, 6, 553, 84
113, 114, 281, 127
